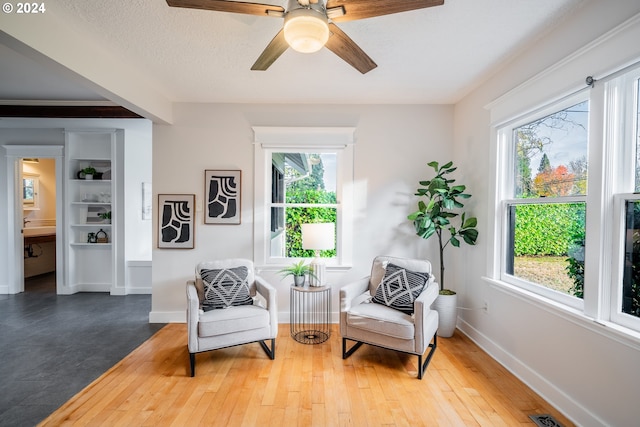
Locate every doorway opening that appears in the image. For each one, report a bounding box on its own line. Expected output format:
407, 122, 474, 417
21, 157, 58, 293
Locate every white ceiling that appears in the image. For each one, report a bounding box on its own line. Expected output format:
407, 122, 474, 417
0, 0, 585, 106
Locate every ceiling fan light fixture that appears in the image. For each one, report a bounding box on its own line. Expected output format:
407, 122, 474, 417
283, 8, 329, 53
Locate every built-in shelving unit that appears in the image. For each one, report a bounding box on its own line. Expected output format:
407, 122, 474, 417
64, 129, 123, 293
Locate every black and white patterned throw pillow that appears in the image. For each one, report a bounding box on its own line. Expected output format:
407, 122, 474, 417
372, 263, 429, 314
201, 266, 253, 311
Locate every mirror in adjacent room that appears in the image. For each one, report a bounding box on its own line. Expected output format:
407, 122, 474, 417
23, 172, 40, 210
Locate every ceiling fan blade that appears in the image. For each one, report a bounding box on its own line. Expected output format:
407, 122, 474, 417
166, 0, 284, 17
325, 23, 376, 74
251, 29, 289, 71
327, 0, 443, 22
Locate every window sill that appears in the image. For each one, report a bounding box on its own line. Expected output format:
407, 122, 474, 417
482, 276, 640, 351
257, 264, 352, 273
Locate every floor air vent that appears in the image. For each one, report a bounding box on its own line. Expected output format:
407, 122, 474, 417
529, 414, 564, 427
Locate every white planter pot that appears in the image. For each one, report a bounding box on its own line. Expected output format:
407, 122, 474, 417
432, 293, 457, 338
293, 275, 305, 287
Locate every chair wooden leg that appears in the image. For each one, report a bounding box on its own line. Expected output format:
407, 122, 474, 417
259, 339, 276, 360
189, 352, 195, 377
342, 338, 364, 359
417, 334, 437, 380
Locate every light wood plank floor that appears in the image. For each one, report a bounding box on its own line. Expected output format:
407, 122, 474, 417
39, 324, 573, 426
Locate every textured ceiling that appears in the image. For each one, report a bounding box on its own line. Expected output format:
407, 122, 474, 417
1, 0, 584, 105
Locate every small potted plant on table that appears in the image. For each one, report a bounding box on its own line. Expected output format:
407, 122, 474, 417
278, 260, 316, 287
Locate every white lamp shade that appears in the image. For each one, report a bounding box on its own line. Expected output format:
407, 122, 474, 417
302, 223, 335, 251
283, 9, 329, 53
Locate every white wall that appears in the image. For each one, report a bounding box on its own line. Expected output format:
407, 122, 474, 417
150, 103, 454, 322
123, 125, 153, 262
452, 1, 640, 426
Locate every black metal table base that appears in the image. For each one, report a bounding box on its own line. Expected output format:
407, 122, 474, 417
293, 330, 330, 345
290, 285, 331, 345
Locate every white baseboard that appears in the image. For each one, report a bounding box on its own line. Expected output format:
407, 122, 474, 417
456, 318, 604, 427
149, 310, 185, 323
125, 286, 152, 294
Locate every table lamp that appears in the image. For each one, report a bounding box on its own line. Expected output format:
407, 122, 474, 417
301, 223, 335, 287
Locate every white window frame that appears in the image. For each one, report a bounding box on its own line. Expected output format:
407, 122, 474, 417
489, 63, 640, 338
609, 67, 640, 332
253, 127, 354, 270
495, 91, 590, 311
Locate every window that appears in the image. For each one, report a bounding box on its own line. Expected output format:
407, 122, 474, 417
253, 127, 354, 268
498, 96, 589, 308
270, 152, 338, 258
493, 63, 640, 335
622, 201, 640, 319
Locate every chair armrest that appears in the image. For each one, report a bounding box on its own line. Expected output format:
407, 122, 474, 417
340, 277, 370, 337
413, 279, 439, 352
255, 275, 278, 338
186, 280, 200, 352
340, 277, 371, 313
416, 278, 439, 306
255, 275, 276, 308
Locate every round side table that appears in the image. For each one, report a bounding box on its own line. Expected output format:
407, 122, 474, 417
290, 285, 331, 344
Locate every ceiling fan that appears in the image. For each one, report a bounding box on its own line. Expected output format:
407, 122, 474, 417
166, 0, 444, 74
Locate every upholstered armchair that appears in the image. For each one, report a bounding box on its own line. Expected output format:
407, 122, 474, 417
340, 256, 439, 379
186, 258, 278, 377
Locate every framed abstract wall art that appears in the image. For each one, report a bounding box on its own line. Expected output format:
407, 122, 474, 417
158, 194, 195, 249
204, 169, 241, 224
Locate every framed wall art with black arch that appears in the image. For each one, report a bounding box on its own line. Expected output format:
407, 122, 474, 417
204, 169, 241, 224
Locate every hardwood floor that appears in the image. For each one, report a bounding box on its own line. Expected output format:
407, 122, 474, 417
39, 324, 573, 426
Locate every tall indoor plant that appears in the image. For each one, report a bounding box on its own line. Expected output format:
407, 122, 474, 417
408, 161, 479, 336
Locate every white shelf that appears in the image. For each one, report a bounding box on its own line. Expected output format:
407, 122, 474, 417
66, 130, 118, 293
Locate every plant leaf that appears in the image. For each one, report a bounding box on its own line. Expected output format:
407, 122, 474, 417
462, 229, 478, 243
463, 217, 478, 228
443, 198, 455, 209
419, 227, 436, 239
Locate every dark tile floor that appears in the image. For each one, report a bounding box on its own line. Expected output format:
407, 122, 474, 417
0, 273, 165, 427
